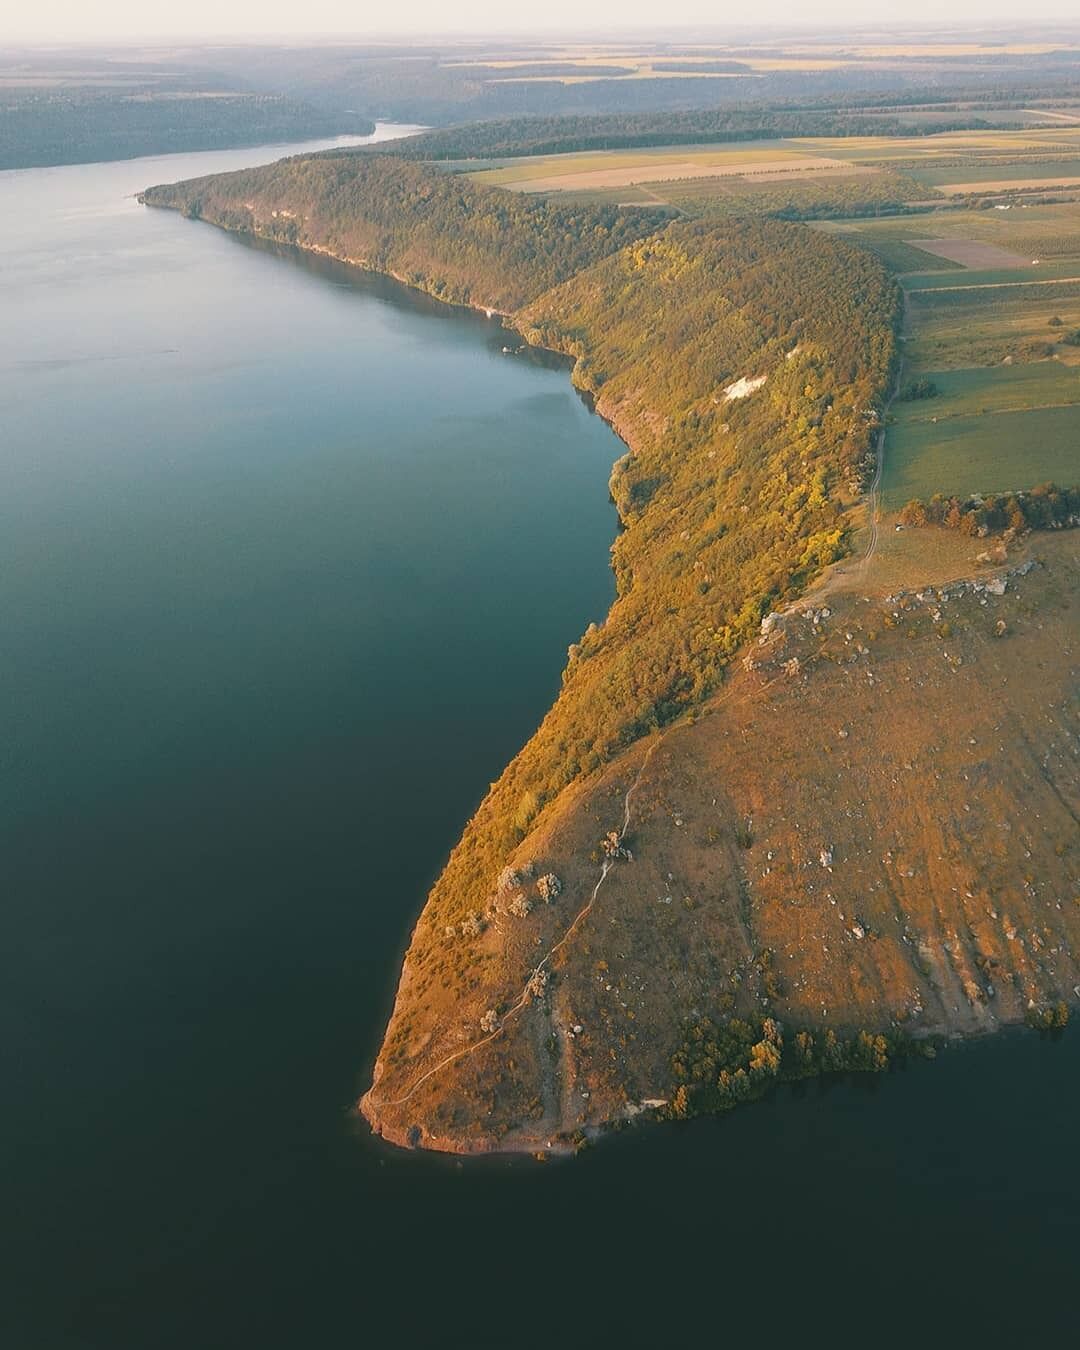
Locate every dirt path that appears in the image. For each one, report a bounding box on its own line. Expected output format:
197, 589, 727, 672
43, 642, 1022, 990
860, 296, 911, 576
370, 738, 661, 1111
863, 414, 886, 571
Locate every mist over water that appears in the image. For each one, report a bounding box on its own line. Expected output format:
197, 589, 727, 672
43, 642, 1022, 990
2, 131, 1075, 1347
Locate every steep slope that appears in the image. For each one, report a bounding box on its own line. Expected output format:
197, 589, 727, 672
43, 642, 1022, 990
363, 538, 1079, 1152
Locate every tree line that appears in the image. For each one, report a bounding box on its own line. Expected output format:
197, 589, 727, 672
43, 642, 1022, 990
373, 105, 1026, 163
899, 484, 1080, 534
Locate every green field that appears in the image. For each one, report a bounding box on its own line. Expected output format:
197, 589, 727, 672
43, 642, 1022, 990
819, 202, 1080, 252
901, 259, 1080, 289
883, 402, 1080, 508
898, 361, 1080, 417
907, 157, 1080, 187
908, 278, 1080, 312
908, 306, 1080, 370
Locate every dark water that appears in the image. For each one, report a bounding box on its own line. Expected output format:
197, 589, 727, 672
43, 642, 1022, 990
3, 136, 1076, 1348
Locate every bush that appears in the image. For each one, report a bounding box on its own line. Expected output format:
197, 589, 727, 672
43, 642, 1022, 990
899, 377, 939, 401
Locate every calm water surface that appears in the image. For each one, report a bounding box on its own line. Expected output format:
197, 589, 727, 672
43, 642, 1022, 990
2, 131, 1075, 1347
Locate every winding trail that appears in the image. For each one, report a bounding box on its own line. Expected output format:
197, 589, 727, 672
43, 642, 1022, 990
861, 307, 908, 575
862, 413, 886, 571
371, 737, 661, 1110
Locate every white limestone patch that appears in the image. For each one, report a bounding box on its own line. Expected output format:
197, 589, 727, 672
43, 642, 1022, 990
722, 373, 767, 402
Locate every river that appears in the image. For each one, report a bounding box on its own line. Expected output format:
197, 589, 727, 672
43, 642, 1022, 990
2, 128, 1075, 1347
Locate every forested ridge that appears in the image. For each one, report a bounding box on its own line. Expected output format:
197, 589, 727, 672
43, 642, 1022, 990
143, 151, 898, 983
141, 155, 671, 312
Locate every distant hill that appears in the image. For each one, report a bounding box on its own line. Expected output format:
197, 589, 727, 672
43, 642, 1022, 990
0, 88, 371, 170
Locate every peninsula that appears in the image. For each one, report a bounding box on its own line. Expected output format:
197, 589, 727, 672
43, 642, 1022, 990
141, 129, 1080, 1154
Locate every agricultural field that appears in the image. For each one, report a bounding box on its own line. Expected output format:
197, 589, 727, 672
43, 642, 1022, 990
437, 38, 1080, 87
467, 141, 863, 192
466, 126, 1080, 213
912, 158, 1080, 189
792, 129, 1080, 163
872, 201, 1080, 507
904, 259, 1080, 289
818, 200, 1080, 266
882, 403, 1078, 509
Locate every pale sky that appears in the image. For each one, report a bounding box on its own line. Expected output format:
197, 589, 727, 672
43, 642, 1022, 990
5, 2, 1080, 44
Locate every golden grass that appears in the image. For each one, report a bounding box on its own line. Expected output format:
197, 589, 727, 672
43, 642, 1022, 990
504, 159, 867, 194
471, 143, 843, 189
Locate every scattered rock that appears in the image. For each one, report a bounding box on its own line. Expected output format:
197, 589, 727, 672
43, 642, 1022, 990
498, 861, 535, 893
526, 968, 549, 1000
536, 873, 562, 903
460, 912, 484, 938
601, 831, 633, 862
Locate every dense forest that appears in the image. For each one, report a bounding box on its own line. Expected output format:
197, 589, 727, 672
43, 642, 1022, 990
141, 155, 671, 312
374, 107, 1024, 162
0, 88, 370, 170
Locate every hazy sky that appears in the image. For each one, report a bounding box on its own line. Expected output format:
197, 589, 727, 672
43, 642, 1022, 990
5, 2, 1080, 43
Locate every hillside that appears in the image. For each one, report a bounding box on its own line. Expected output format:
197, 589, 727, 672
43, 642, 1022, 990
140, 155, 671, 313
364, 533, 1079, 1152
140, 147, 1078, 1155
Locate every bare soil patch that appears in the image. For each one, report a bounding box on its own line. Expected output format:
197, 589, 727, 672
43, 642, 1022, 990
909, 238, 1033, 269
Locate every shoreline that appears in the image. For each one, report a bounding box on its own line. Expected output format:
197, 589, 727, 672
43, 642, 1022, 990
142, 192, 1077, 1160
